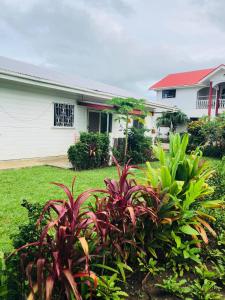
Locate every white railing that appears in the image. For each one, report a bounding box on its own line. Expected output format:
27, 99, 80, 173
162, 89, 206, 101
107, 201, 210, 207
196, 96, 225, 110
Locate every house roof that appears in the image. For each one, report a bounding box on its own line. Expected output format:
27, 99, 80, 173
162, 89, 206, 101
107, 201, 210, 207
150, 67, 218, 89
0, 56, 139, 99
0, 56, 176, 111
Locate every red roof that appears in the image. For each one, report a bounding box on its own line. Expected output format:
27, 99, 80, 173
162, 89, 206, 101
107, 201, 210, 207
150, 67, 216, 89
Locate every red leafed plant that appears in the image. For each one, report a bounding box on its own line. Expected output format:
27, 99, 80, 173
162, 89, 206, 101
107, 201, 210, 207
92, 158, 160, 260
17, 179, 101, 300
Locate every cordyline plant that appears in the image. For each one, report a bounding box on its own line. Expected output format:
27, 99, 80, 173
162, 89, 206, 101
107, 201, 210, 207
90, 157, 160, 261
14, 179, 105, 300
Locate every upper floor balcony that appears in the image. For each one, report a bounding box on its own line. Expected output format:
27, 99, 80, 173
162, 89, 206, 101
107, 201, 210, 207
196, 96, 225, 109
196, 85, 225, 111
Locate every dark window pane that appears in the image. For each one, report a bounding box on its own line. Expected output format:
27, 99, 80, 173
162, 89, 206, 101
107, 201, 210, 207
108, 113, 112, 133
100, 113, 107, 133
162, 89, 176, 99
89, 111, 100, 132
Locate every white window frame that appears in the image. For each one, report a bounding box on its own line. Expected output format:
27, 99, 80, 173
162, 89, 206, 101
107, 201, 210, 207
87, 110, 112, 133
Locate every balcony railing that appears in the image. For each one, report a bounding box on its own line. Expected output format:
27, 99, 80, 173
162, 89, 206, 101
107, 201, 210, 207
196, 96, 225, 109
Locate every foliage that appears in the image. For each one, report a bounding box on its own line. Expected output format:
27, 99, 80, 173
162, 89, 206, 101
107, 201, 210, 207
113, 127, 152, 164
188, 113, 225, 158
190, 279, 222, 300
206, 157, 225, 201
68, 132, 110, 170
187, 119, 207, 150
90, 157, 159, 261
156, 275, 191, 298
144, 134, 224, 267
16, 180, 101, 300
107, 97, 148, 158
0, 252, 8, 299
96, 274, 128, 299
156, 110, 189, 132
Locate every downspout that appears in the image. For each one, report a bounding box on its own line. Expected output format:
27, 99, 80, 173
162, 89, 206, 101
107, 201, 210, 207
208, 81, 213, 119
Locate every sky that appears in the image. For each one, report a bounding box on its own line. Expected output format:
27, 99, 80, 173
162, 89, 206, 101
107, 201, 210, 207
0, 0, 225, 99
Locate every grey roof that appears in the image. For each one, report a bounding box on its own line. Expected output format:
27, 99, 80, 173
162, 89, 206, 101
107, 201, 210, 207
0, 56, 140, 98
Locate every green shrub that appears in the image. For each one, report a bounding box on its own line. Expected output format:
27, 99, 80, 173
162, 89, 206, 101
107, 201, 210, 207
68, 132, 110, 170
113, 127, 152, 164
187, 119, 207, 150
188, 113, 225, 158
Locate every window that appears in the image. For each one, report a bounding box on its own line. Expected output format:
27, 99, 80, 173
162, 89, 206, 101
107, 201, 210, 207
54, 103, 74, 127
88, 111, 112, 133
162, 89, 176, 99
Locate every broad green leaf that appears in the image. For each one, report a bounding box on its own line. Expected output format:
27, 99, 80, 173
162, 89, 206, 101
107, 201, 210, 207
180, 225, 199, 236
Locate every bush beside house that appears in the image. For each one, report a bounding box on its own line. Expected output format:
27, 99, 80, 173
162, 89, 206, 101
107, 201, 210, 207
112, 127, 152, 164
68, 132, 110, 170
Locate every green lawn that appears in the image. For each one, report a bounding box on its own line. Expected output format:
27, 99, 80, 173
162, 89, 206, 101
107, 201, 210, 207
0, 165, 145, 253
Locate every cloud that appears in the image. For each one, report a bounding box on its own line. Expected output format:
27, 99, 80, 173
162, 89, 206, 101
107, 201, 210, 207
0, 0, 225, 98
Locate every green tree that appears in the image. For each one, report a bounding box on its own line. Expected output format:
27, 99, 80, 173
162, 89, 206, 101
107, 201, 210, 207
156, 110, 189, 132
107, 97, 148, 158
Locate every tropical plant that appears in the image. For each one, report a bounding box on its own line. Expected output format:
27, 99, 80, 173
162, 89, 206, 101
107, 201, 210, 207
144, 133, 224, 260
96, 273, 128, 299
15, 179, 102, 300
190, 279, 222, 300
113, 127, 152, 164
138, 254, 164, 283
106, 97, 148, 158
156, 275, 191, 298
90, 157, 159, 261
156, 110, 189, 132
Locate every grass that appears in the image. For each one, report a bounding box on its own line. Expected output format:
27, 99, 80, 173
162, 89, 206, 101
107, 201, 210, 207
0, 164, 146, 253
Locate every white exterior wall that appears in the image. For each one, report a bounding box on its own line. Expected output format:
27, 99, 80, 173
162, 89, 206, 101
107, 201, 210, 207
0, 81, 81, 160
0, 80, 157, 161
156, 87, 207, 118
156, 68, 225, 119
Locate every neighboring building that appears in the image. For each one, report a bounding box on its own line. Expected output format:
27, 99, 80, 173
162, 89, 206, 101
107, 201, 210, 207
0, 56, 173, 161
150, 64, 225, 119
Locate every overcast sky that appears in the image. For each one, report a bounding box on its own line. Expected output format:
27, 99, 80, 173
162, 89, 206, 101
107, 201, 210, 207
0, 0, 225, 98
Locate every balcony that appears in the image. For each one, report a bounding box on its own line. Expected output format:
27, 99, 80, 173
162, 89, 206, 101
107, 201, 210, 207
196, 96, 225, 109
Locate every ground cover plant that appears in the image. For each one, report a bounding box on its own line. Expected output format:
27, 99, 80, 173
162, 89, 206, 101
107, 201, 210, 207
0, 134, 225, 299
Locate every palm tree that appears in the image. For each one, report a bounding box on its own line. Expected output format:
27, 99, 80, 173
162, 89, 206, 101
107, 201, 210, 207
157, 110, 189, 132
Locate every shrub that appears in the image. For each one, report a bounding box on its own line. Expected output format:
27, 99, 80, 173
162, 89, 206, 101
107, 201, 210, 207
113, 127, 152, 164
187, 119, 207, 150
68, 132, 110, 170
188, 113, 225, 158
144, 134, 224, 264
90, 158, 159, 261
16, 181, 101, 299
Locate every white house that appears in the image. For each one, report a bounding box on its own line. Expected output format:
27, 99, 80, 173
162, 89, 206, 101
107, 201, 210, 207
0, 56, 173, 161
150, 64, 225, 119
